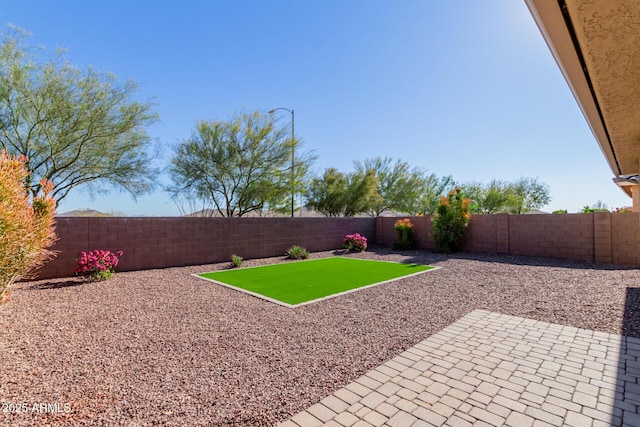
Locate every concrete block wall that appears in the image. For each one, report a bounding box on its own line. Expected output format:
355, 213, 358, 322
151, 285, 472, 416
376, 214, 506, 254
376, 216, 434, 250
460, 215, 499, 254
38, 217, 376, 279
36, 212, 640, 280
593, 212, 613, 264
611, 213, 640, 265
376, 213, 640, 266
508, 214, 595, 263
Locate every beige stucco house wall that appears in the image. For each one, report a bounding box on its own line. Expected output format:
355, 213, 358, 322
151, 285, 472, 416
525, 0, 640, 212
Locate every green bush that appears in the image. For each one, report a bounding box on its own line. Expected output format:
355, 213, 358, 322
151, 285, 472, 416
230, 254, 243, 268
581, 206, 609, 213
286, 245, 309, 260
614, 206, 632, 213
393, 218, 416, 250
552, 209, 567, 214
431, 187, 470, 254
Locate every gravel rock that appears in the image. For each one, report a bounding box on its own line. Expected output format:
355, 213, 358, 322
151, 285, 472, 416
1, 248, 638, 426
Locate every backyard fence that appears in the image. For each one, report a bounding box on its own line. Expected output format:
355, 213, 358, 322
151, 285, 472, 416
377, 212, 640, 265
37, 212, 640, 280
38, 217, 376, 279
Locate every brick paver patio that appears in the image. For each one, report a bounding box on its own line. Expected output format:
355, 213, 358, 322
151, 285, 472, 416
279, 310, 640, 427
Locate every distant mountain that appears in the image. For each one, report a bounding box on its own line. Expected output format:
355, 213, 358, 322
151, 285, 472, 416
185, 209, 302, 217
184, 207, 407, 218
185, 207, 328, 218
57, 209, 122, 217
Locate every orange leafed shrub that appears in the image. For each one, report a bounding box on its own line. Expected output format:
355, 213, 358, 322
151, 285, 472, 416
0, 150, 58, 302
393, 218, 415, 250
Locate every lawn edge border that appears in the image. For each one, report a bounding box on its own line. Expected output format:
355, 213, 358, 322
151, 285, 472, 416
289, 265, 440, 308
192, 274, 300, 308
195, 255, 432, 273
191, 257, 441, 308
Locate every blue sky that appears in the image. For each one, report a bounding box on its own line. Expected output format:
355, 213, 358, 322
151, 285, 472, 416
3, 0, 632, 215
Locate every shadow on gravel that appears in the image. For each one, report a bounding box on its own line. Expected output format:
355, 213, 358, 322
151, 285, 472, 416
26, 279, 86, 290
365, 246, 639, 271
623, 288, 640, 338
332, 249, 350, 256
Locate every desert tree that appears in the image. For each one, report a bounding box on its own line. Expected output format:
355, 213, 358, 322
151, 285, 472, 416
344, 169, 381, 217
353, 157, 457, 216
263, 139, 316, 216
462, 180, 515, 214
402, 173, 456, 215
461, 177, 551, 214
168, 111, 315, 217
0, 26, 159, 202
507, 177, 551, 214
354, 157, 421, 216
306, 167, 379, 217
305, 168, 348, 217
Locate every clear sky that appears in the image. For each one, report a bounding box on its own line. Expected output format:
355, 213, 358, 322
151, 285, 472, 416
2, 0, 632, 215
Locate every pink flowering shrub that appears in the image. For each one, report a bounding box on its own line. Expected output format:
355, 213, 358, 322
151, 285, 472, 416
75, 250, 123, 281
343, 233, 367, 252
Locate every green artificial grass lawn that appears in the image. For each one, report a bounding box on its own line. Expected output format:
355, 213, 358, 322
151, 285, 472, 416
196, 257, 435, 306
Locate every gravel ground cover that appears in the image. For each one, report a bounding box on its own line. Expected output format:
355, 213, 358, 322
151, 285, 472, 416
1, 248, 639, 426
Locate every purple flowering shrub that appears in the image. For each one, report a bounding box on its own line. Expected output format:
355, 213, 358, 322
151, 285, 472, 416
343, 233, 367, 252
75, 249, 123, 281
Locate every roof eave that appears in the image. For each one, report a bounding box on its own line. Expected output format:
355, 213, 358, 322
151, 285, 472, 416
613, 177, 636, 197
524, 0, 620, 177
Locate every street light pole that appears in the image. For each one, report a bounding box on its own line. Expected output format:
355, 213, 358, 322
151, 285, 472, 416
268, 108, 295, 218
